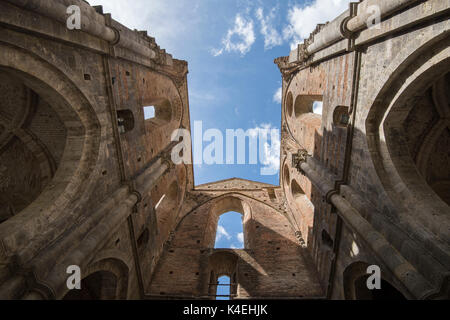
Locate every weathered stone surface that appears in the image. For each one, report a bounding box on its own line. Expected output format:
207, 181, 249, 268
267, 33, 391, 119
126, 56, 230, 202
0, 0, 448, 300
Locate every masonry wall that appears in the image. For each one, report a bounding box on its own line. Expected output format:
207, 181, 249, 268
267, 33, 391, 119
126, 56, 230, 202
0, 1, 189, 300
148, 186, 323, 299
0, 0, 448, 300
278, 0, 450, 299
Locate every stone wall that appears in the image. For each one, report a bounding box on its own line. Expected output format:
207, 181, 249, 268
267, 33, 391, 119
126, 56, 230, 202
0, 0, 448, 300
278, 0, 449, 299
0, 0, 189, 300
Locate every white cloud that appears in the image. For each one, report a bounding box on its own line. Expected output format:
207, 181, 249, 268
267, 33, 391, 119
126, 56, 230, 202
255, 7, 283, 50
248, 123, 269, 138
88, 0, 202, 53
248, 123, 280, 175
273, 87, 282, 104
283, 0, 351, 49
262, 134, 280, 175
216, 225, 231, 242
212, 14, 255, 56
237, 232, 244, 244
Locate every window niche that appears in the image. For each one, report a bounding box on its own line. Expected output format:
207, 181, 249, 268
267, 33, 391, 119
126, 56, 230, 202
285, 91, 294, 117
333, 106, 350, 128
214, 211, 244, 249
143, 98, 172, 128
117, 109, 135, 134
294, 95, 323, 118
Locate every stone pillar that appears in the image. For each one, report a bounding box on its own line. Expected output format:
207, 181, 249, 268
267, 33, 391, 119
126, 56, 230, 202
134, 156, 171, 196
295, 152, 435, 299
329, 193, 434, 299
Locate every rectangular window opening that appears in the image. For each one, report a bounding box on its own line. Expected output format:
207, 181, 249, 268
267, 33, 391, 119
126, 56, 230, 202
144, 106, 156, 120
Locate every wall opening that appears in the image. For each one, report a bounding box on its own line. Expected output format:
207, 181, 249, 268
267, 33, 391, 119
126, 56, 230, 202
62, 271, 118, 300
143, 106, 155, 120
343, 261, 407, 300
332, 106, 350, 127
313, 101, 323, 115
291, 179, 305, 201
294, 95, 323, 118
214, 211, 244, 249
353, 276, 407, 300
143, 98, 172, 127
286, 91, 293, 117
290, 178, 314, 213
283, 164, 290, 187
215, 275, 232, 300
117, 109, 135, 134
0, 69, 67, 225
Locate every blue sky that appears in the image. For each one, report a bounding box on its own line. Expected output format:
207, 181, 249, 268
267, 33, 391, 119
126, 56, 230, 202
89, 0, 350, 187
214, 212, 244, 249
88, 0, 350, 263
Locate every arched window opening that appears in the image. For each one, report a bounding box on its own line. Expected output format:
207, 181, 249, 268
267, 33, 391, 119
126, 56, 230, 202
117, 109, 135, 134
215, 275, 232, 300
290, 179, 314, 211
343, 261, 407, 300
214, 211, 244, 249
62, 271, 117, 300
354, 277, 407, 300
333, 106, 350, 127
294, 95, 323, 118
207, 251, 239, 299
291, 179, 305, 200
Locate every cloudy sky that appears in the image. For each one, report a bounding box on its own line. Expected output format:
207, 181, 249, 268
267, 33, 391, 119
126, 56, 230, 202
89, 0, 350, 187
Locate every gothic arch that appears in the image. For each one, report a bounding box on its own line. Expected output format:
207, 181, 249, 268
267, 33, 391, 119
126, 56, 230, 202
0, 43, 101, 259
365, 34, 450, 243
283, 74, 324, 153
204, 195, 252, 249
61, 257, 129, 300
343, 261, 407, 300
138, 69, 184, 157
206, 250, 239, 299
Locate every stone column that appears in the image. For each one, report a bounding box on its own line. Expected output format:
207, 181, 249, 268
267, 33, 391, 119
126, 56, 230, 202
134, 156, 172, 196
295, 152, 435, 299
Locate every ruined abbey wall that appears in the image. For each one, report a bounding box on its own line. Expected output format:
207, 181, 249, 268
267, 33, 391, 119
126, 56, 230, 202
0, 0, 448, 300
0, 0, 190, 299
278, 0, 449, 299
